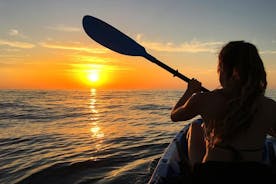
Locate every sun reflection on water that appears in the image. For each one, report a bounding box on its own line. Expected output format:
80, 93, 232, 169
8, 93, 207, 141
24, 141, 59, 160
90, 124, 104, 138
89, 89, 104, 139
89, 89, 98, 115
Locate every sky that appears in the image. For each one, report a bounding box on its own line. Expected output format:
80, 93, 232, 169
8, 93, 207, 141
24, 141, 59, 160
0, 0, 276, 90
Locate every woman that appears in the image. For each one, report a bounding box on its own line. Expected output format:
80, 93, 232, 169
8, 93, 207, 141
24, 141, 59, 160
171, 41, 276, 179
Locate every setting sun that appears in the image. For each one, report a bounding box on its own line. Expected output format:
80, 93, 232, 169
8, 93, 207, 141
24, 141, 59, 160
72, 64, 110, 88
88, 70, 100, 82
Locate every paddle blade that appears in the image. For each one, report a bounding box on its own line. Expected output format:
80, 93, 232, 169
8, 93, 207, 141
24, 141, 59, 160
82, 15, 146, 56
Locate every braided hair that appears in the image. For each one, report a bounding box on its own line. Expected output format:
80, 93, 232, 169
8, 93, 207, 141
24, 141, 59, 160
216, 41, 267, 141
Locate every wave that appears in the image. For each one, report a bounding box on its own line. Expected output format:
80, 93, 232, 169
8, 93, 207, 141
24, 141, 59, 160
15, 159, 113, 184
0, 102, 34, 109
15, 155, 158, 184
130, 104, 171, 111
0, 111, 91, 122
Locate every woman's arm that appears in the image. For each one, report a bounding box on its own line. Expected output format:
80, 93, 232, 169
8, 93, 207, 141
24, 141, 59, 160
171, 79, 202, 122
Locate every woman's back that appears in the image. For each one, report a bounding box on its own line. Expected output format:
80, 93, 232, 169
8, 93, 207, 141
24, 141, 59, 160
199, 90, 276, 162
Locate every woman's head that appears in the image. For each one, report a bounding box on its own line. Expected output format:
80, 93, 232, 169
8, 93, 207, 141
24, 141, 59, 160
217, 41, 267, 94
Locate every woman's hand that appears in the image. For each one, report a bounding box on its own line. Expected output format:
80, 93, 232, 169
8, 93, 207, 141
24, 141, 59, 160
187, 78, 202, 94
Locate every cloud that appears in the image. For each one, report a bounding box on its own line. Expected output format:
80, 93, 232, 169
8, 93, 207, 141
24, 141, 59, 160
40, 42, 109, 54
260, 50, 276, 54
8, 29, 28, 38
0, 39, 35, 48
136, 34, 223, 53
46, 25, 81, 32
0, 48, 21, 52
8, 29, 19, 36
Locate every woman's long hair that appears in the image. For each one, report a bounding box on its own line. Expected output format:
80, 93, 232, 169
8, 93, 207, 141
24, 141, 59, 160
216, 41, 267, 141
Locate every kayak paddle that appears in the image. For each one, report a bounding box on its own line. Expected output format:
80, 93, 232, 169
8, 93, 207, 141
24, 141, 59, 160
82, 15, 209, 92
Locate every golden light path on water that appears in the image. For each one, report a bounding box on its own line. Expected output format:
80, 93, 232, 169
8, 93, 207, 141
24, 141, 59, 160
86, 88, 154, 179
89, 89, 104, 157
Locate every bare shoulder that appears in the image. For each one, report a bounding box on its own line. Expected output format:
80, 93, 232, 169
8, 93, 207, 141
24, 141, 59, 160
196, 89, 225, 102
191, 89, 226, 120
191, 89, 226, 111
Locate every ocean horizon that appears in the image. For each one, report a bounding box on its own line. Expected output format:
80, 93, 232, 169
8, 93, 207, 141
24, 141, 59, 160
1, 89, 276, 184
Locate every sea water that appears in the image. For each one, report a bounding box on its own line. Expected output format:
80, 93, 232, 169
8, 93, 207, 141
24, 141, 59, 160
0, 89, 275, 184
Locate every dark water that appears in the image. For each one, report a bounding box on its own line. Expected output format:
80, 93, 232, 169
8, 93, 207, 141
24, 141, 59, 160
1, 89, 275, 184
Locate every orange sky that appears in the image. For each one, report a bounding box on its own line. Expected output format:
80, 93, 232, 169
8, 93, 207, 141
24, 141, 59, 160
0, 41, 221, 90
1, 40, 275, 90
0, 33, 221, 90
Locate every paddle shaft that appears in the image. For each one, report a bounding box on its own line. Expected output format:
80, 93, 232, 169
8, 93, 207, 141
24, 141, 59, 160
144, 53, 209, 92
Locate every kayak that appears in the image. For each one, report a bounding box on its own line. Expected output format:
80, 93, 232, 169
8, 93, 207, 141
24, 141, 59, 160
148, 119, 276, 183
